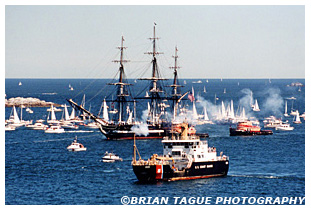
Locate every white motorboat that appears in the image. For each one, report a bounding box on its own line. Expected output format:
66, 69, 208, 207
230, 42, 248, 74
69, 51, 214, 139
67, 137, 87, 152
84, 122, 100, 129
275, 123, 294, 131
45, 124, 65, 133
61, 122, 79, 129
102, 151, 123, 162
263, 116, 282, 128
26, 121, 48, 130
5, 124, 16, 131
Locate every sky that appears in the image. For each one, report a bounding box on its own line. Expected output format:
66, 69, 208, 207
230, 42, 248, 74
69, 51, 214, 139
4, 4, 306, 79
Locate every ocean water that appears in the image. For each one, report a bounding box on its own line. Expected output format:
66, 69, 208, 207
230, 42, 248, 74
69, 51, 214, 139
5, 78, 305, 205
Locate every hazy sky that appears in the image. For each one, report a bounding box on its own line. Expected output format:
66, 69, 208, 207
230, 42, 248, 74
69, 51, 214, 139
5, 5, 305, 79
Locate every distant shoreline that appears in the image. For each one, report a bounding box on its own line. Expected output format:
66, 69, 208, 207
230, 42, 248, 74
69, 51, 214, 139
5, 97, 61, 108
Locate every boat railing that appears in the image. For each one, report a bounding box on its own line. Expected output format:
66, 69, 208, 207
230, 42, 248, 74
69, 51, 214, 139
217, 155, 229, 161
163, 135, 200, 141
132, 159, 170, 166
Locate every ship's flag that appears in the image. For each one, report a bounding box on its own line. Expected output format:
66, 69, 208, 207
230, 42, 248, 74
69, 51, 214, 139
188, 92, 195, 102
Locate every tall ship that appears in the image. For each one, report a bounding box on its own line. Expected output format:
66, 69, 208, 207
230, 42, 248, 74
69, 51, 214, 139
132, 122, 229, 182
67, 24, 194, 140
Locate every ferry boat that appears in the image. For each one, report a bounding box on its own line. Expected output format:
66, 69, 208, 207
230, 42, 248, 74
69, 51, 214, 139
132, 123, 229, 182
230, 121, 273, 136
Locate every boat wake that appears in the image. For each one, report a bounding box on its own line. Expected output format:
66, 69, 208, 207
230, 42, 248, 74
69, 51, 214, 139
42, 92, 57, 95
229, 174, 304, 180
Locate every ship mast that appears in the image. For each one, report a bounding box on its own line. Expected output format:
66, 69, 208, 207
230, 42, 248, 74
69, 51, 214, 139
139, 23, 167, 125
109, 36, 132, 123
169, 46, 182, 119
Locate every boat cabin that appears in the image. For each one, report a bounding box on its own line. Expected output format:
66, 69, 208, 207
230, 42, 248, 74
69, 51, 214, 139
162, 136, 217, 162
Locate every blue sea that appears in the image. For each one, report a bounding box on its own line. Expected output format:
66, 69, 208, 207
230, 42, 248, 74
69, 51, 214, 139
5, 78, 305, 205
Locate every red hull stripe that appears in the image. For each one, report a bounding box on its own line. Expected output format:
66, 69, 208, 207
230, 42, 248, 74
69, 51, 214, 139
168, 174, 224, 181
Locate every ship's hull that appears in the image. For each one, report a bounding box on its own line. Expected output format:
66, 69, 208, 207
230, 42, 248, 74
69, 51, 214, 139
229, 128, 273, 136
99, 123, 169, 140
133, 160, 229, 182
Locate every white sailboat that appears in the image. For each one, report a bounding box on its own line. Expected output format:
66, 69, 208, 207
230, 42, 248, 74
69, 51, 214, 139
103, 99, 109, 121
202, 106, 213, 124
62, 104, 71, 121
293, 110, 302, 124
60, 104, 79, 129
238, 107, 247, 122
192, 100, 198, 120
221, 101, 226, 118
126, 111, 133, 124
8, 106, 24, 127
47, 104, 59, 124
288, 97, 297, 116
252, 99, 260, 112
230, 100, 235, 119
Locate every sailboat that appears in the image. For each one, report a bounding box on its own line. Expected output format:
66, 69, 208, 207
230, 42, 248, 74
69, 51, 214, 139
47, 104, 59, 124
284, 100, 289, 117
293, 110, 302, 124
202, 106, 213, 124
69, 84, 74, 91
61, 104, 79, 129
7, 106, 23, 127
252, 99, 260, 112
288, 97, 297, 116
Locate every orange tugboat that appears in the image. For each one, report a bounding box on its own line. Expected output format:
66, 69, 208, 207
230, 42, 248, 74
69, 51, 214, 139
229, 121, 273, 136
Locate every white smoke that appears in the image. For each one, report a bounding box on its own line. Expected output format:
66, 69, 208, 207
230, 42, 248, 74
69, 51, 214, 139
130, 109, 149, 136
261, 88, 284, 117
239, 88, 254, 113
131, 123, 149, 136
196, 95, 218, 118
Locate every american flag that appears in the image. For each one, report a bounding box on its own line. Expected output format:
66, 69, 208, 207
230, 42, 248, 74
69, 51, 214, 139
188, 92, 195, 102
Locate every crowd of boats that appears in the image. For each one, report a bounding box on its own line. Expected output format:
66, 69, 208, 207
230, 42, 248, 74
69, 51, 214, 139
5, 24, 305, 182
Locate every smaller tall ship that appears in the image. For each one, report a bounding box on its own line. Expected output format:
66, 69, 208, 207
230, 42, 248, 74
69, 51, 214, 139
229, 121, 273, 136
132, 122, 229, 182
